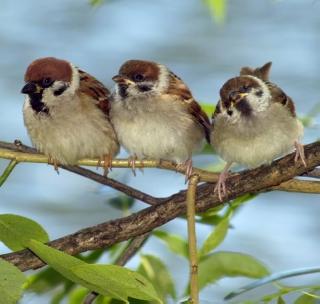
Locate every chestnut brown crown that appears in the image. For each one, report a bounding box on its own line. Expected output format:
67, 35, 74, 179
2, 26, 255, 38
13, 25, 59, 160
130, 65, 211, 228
117, 60, 160, 83
220, 77, 261, 105
24, 57, 72, 83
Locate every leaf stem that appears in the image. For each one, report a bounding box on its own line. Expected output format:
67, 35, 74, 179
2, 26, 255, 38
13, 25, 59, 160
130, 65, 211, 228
0, 160, 18, 187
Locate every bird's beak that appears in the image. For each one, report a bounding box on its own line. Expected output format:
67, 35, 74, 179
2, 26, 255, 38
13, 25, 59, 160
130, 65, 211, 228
237, 92, 249, 99
230, 92, 249, 105
21, 82, 41, 94
112, 75, 134, 85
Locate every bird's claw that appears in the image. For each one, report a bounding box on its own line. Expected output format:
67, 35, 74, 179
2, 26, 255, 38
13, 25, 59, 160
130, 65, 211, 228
294, 141, 306, 167
214, 170, 229, 201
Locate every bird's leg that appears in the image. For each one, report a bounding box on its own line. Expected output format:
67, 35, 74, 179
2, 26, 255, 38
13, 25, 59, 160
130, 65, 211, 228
99, 154, 113, 176
214, 162, 232, 202
176, 158, 194, 183
294, 141, 306, 167
128, 154, 138, 176
48, 155, 59, 174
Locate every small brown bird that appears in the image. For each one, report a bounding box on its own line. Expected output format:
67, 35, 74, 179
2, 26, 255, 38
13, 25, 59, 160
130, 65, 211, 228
22, 57, 119, 170
211, 62, 305, 200
110, 59, 210, 177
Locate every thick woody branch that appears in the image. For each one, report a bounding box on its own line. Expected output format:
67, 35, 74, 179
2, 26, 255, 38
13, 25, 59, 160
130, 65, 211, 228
1, 141, 319, 272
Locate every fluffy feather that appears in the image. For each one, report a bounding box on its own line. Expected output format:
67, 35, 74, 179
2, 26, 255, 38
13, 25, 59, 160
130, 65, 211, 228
22, 57, 119, 165
110, 59, 209, 163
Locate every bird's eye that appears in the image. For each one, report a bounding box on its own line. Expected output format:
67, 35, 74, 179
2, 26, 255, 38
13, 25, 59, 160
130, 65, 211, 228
240, 85, 250, 93
42, 78, 53, 88
133, 74, 144, 82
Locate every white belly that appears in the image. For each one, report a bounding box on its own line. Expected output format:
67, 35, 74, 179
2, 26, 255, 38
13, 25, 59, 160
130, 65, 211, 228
110, 96, 205, 163
211, 104, 304, 168
23, 99, 119, 165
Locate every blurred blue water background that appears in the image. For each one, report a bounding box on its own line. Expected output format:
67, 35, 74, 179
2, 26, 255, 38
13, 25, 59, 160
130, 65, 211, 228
0, 0, 319, 303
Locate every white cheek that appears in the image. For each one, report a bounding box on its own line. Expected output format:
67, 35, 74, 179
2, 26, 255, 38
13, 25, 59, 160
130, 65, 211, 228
246, 92, 270, 112
51, 80, 66, 91
245, 76, 271, 112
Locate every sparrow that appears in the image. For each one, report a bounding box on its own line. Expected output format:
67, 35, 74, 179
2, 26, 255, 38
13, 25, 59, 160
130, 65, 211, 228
211, 62, 305, 200
22, 57, 119, 171
110, 59, 210, 177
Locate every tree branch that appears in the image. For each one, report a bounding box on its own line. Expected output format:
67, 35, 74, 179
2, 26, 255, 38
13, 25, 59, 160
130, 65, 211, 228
0, 141, 219, 182
186, 175, 200, 304
1, 141, 319, 272
272, 179, 320, 193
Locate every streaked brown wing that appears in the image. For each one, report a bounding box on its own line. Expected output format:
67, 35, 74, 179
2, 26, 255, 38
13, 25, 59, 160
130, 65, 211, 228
78, 69, 111, 116
167, 71, 211, 142
267, 82, 296, 117
211, 100, 222, 132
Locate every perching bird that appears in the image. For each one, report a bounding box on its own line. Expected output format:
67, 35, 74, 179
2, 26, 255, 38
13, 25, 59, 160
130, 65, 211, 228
110, 59, 210, 177
22, 57, 119, 171
211, 62, 305, 200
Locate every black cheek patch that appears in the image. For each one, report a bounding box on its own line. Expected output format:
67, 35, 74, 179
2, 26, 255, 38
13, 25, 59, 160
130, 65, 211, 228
29, 93, 49, 115
138, 85, 152, 92
235, 99, 252, 117
119, 85, 128, 98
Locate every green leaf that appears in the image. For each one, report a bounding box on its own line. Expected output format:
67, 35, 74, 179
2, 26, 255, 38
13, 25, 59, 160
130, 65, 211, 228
27, 239, 90, 287
27, 239, 118, 299
231, 193, 257, 211
203, 0, 227, 23
277, 296, 286, 304
199, 215, 230, 257
198, 251, 269, 291
68, 287, 89, 304
25, 267, 68, 293
72, 264, 162, 304
0, 214, 49, 251
109, 195, 135, 211
197, 213, 224, 226
27, 240, 161, 303
137, 254, 176, 302
199, 143, 214, 155
26, 250, 104, 294
0, 258, 26, 304
89, 0, 104, 6
200, 103, 215, 117
294, 293, 317, 304
153, 230, 188, 259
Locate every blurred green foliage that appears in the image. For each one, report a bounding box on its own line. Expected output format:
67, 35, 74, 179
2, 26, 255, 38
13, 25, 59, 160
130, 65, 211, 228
203, 0, 227, 23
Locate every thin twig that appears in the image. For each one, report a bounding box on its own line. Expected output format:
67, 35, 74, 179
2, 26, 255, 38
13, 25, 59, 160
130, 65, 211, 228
61, 165, 161, 206
115, 232, 151, 266
83, 232, 151, 304
0, 159, 18, 186
186, 175, 200, 304
0, 140, 160, 205
303, 168, 320, 179
273, 179, 320, 193
0, 141, 219, 182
